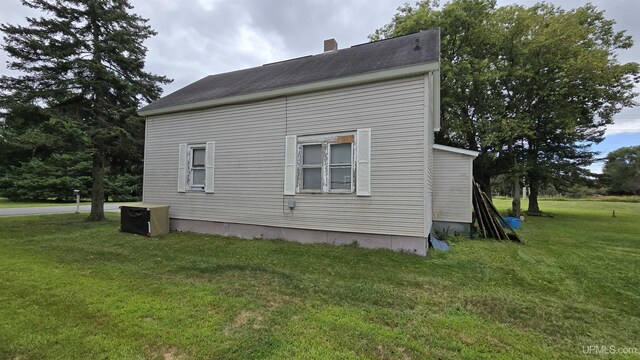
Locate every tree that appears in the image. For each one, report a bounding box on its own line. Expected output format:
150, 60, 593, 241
372, 0, 639, 214
603, 146, 640, 195
371, 0, 508, 198
0, 104, 92, 200
491, 3, 639, 213
0, 0, 170, 220
0, 103, 141, 202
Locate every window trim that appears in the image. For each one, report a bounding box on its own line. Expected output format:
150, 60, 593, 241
187, 144, 206, 191
296, 132, 356, 194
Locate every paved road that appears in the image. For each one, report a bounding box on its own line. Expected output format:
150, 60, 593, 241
0, 203, 134, 217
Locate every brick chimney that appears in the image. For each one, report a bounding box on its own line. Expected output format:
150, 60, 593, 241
324, 38, 338, 52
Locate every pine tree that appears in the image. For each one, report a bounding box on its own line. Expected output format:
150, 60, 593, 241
0, 0, 171, 220
0, 104, 92, 201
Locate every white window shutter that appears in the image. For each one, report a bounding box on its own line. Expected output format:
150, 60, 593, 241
205, 141, 215, 193
177, 143, 187, 193
356, 128, 371, 196
284, 135, 297, 195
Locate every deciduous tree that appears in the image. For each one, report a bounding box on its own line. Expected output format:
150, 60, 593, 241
603, 145, 640, 195
371, 0, 507, 197
372, 0, 639, 214
492, 3, 639, 213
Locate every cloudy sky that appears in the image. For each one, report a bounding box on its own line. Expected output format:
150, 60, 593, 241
1, 0, 638, 168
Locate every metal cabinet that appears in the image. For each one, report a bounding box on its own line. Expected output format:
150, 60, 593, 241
120, 204, 170, 237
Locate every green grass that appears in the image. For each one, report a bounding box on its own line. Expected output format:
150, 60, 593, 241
0, 197, 90, 208
0, 197, 142, 209
494, 195, 640, 203
565, 195, 640, 203
0, 200, 638, 359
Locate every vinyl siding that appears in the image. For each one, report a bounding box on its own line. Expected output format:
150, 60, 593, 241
424, 73, 434, 236
432, 149, 473, 223
143, 76, 428, 237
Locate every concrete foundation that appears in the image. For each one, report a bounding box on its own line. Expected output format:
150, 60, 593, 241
432, 221, 472, 237
171, 218, 428, 256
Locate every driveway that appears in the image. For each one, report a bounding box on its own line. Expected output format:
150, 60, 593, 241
0, 203, 136, 217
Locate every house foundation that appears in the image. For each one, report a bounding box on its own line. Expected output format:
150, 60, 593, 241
432, 220, 472, 237
171, 218, 428, 256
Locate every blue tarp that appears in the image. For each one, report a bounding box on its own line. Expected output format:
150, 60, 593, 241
429, 229, 450, 251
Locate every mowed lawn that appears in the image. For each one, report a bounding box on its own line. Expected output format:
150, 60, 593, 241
0, 197, 90, 208
0, 200, 638, 359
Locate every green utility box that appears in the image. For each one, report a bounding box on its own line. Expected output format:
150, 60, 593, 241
120, 204, 170, 237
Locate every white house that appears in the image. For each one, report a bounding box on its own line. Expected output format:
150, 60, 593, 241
139, 29, 476, 256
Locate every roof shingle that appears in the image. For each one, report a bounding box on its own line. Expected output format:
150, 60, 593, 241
140, 29, 440, 114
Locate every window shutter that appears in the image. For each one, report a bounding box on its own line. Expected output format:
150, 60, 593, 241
177, 143, 187, 193
205, 141, 215, 193
284, 135, 297, 195
356, 129, 371, 196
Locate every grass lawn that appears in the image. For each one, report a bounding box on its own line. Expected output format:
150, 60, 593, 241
0, 197, 91, 208
0, 197, 142, 210
0, 200, 638, 359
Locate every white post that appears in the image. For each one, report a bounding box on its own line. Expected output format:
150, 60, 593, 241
74, 189, 80, 213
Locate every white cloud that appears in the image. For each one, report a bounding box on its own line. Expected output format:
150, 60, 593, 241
234, 25, 286, 64
2, 0, 639, 139
195, 0, 222, 12
605, 120, 640, 135
605, 112, 640, 135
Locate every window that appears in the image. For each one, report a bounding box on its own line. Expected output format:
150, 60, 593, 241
188, 145, 206, 190
302, 144, 322, 190
297, 132, 355, 194
178, 142, 215, 193
284, 129, 370, 196
329, 143, 352, 190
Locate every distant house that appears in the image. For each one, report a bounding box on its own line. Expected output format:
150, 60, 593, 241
139, 29, 476, 256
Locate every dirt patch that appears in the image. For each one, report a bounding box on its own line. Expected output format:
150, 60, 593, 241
487, 336, 506, 348
375, 344, 411, 359
458, 332, 476, 345
162, 348, 185, 360
145, 347, 185, 360
224, 310, 264, 334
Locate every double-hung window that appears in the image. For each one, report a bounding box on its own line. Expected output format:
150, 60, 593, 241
301, 144, 323, 190
188, 145, 206, 190
178, 141, 215, 193
292, 131, 360, 194
284, 129, 370, 196
329, 143, 352, 191
298, 140, 354, 193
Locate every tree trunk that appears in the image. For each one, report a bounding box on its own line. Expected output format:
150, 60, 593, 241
527, 184, 540, 214
509, 138, 520, 217
88, 151, 105, 221
512, 175, 521, 217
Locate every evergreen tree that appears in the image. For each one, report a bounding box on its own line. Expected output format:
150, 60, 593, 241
0, 103, 141, 202
0, 104, 92, 201
0, 0, 170, 220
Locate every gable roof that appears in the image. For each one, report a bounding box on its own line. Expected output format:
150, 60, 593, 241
139, 29, 440, 116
